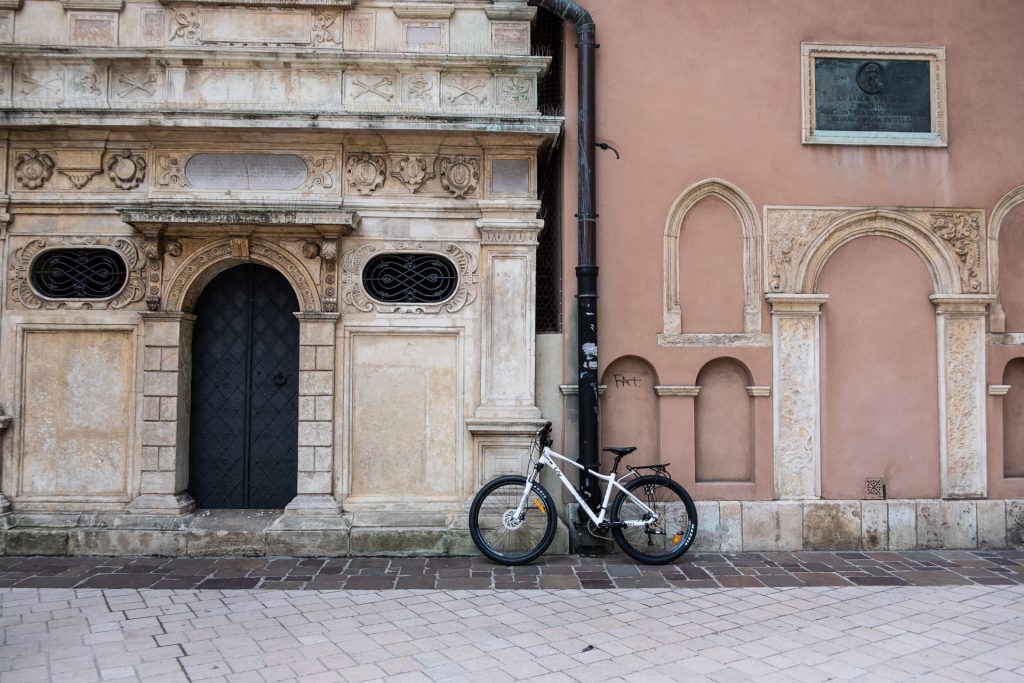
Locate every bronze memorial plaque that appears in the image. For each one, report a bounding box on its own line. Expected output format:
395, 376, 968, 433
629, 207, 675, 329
814, 58, 931, 133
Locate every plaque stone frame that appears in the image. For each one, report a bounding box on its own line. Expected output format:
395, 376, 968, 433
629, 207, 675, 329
802, 43, 947, 148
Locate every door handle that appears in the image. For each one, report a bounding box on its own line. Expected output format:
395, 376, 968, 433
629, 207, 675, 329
272, 372, 287, 386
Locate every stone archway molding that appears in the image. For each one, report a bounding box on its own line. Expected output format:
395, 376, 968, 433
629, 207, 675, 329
662, 178, 763, 343
986, 185, 1024, 332
165, 237, 321, 313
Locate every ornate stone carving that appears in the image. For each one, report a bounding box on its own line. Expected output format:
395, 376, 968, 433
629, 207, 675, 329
301, 155, 335, 189
351, 75, 394, 102
773, 314, 819, 499
114, 71, 158, 99
170, 8, 200, 41
19, 70, 62, 97
931, 212, 982, 293
71, 71, 101, 96
765, 208, 843, 293
105, 149, 147, 190
166, 239, 183, 258
389, 154, 436, 193
141, 233, 162, 311
302, 242, 321, 259
8, 236, 145, 310
406, 74, 435, 103
230, 236, 250, 258
165, 238, 319, 312
311, 12, 341, 46
156, 153, 191, 188
341, 241, 478, 314
438, 155, 480, 199
498, 77, 531, 105
346, 153, 386, 196
321, 236, 338, 312
940, 314, 986, 497
14, 150, 55, 190
446, 76, 488, 105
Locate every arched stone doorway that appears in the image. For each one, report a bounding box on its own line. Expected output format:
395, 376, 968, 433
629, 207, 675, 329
189, 263, 300, 508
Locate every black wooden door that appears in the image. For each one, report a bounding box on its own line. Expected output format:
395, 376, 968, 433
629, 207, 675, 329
189, 264, 299, 508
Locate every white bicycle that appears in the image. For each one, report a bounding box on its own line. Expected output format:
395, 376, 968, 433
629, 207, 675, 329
468, 422, 698, 565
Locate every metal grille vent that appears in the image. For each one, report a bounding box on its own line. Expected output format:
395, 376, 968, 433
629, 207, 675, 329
30, 248, 127, 299
865, 478, 886, 500
362, 253, 458, 304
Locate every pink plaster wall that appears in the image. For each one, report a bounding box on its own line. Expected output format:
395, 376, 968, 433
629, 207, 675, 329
557, 0, 1024, 499
695, 359, 753, 482
998, 206, 1024, 332
818, 236, 940, 499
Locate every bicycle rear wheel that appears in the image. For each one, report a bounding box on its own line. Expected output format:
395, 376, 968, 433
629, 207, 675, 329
468, 475, 557, 565
611, 475, 697, 564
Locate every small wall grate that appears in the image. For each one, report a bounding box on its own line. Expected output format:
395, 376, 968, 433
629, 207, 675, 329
864, 478, 886, 500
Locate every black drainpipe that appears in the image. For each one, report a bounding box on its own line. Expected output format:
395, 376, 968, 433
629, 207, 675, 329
532, 0, 604, 555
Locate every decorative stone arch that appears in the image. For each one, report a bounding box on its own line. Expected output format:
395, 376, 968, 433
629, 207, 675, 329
165, 237, 321, 313
986, 185, 1024, 332
796, 209, 962, 296
662, 178, 762, 339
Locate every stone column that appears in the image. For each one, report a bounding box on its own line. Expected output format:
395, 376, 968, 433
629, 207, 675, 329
473, 219, 544, 420
931, 295, 993, 499
768, 294, 828, 500
128, 311, 196, 515
283, 312, 343, 516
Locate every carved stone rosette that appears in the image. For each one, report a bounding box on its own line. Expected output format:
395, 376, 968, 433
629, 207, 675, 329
142, 233, 163, 310
105, 149, 147, 190
341, 241, 478, 314
13, 149, 56, 190
439, 155, 480, 199
8, 236, 146, 310
345, 153, 386, 196
389, 153, 436, 193
321, 236, 338, 312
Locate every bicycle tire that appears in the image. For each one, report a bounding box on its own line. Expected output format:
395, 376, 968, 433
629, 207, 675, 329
468, 475, 557, 565
611, 475, 697, 564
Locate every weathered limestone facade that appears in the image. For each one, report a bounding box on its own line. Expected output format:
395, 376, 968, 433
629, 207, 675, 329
0, 0, 563, 555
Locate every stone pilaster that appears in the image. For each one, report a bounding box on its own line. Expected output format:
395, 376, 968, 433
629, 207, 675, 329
474, 219, 543, 419
768, 294, 828, 500
932, 296, 993, 499
284, 312, 342, 516
128, 312, 196, 515
0, 411, 11, 517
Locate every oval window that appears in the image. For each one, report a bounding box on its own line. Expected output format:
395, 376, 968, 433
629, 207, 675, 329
30, 249, 128, 299
362, 253, 458, 304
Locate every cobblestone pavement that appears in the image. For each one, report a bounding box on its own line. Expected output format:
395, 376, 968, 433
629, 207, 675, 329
0, 550, 1022, 591
2, 582, 1024, 682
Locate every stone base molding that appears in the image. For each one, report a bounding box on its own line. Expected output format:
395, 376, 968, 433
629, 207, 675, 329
694, 499, 1024, 552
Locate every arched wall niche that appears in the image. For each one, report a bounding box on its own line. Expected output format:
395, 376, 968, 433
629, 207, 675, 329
165, 237, 321, 313
817, 234, 941, 499
661, 178, 762, 343
991, 189, 1024, 332
694, 357, 754, 483
1001, 359, 1024, 478
678, 196, 746, 333
600, 356, 659, 474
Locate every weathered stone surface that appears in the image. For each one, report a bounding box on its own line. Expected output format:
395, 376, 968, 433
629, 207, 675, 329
693, 501, 742, 552
803, 501, 862, 550
888, 501, 917, 549
266, 530, 349, 557
977, 500, 1007, 548
73, 529, 186, 556
918, 501, 977, 549
741, 501, 802, 551
6, 529, 69, 556
861, 501, 888, 550
1007, 501, 1024, 548
350, 527, 448, 555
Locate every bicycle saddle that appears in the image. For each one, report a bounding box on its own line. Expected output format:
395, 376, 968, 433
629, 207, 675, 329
602, 446, 636, 456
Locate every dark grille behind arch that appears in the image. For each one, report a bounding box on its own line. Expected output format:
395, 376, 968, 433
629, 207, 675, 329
30, 249, 128, 299
362, 253, 458, 304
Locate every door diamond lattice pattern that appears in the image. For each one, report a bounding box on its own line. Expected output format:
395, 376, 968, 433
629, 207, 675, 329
189, 264, 300, 508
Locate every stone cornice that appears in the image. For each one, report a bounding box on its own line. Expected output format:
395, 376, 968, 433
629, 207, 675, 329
393, 2, 455, 19
476, 218, 543, 245
654, 385, 700, 397
119, 203, 359, 235
158, 0, 353, 6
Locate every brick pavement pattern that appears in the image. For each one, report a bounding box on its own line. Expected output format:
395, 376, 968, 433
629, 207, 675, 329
2, 583, 1024, 682
0, 550, 1022, 591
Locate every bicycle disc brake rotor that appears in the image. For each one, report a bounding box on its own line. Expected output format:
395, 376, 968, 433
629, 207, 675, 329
501, 509, 524, 531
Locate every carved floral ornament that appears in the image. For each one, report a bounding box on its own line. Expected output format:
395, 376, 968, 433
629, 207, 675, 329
8, 236, 146, 310
765, 207, 985, 295
14, 150, 55, 190
105, 149, 147, 190
345, 153, 386, 196
389, 153, 436, 193
343, 152, 480, 198
341, 241, 478, 314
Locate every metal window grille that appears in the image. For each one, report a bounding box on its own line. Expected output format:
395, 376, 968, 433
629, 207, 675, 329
362, 253, 459, 304
30, 248, 128, 299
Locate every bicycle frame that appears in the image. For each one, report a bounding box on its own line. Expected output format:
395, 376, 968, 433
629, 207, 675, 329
514, 445, 659, 528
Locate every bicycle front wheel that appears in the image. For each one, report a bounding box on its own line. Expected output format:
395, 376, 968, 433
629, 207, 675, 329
611, 475, 697, 564
468, 475, 557, 565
